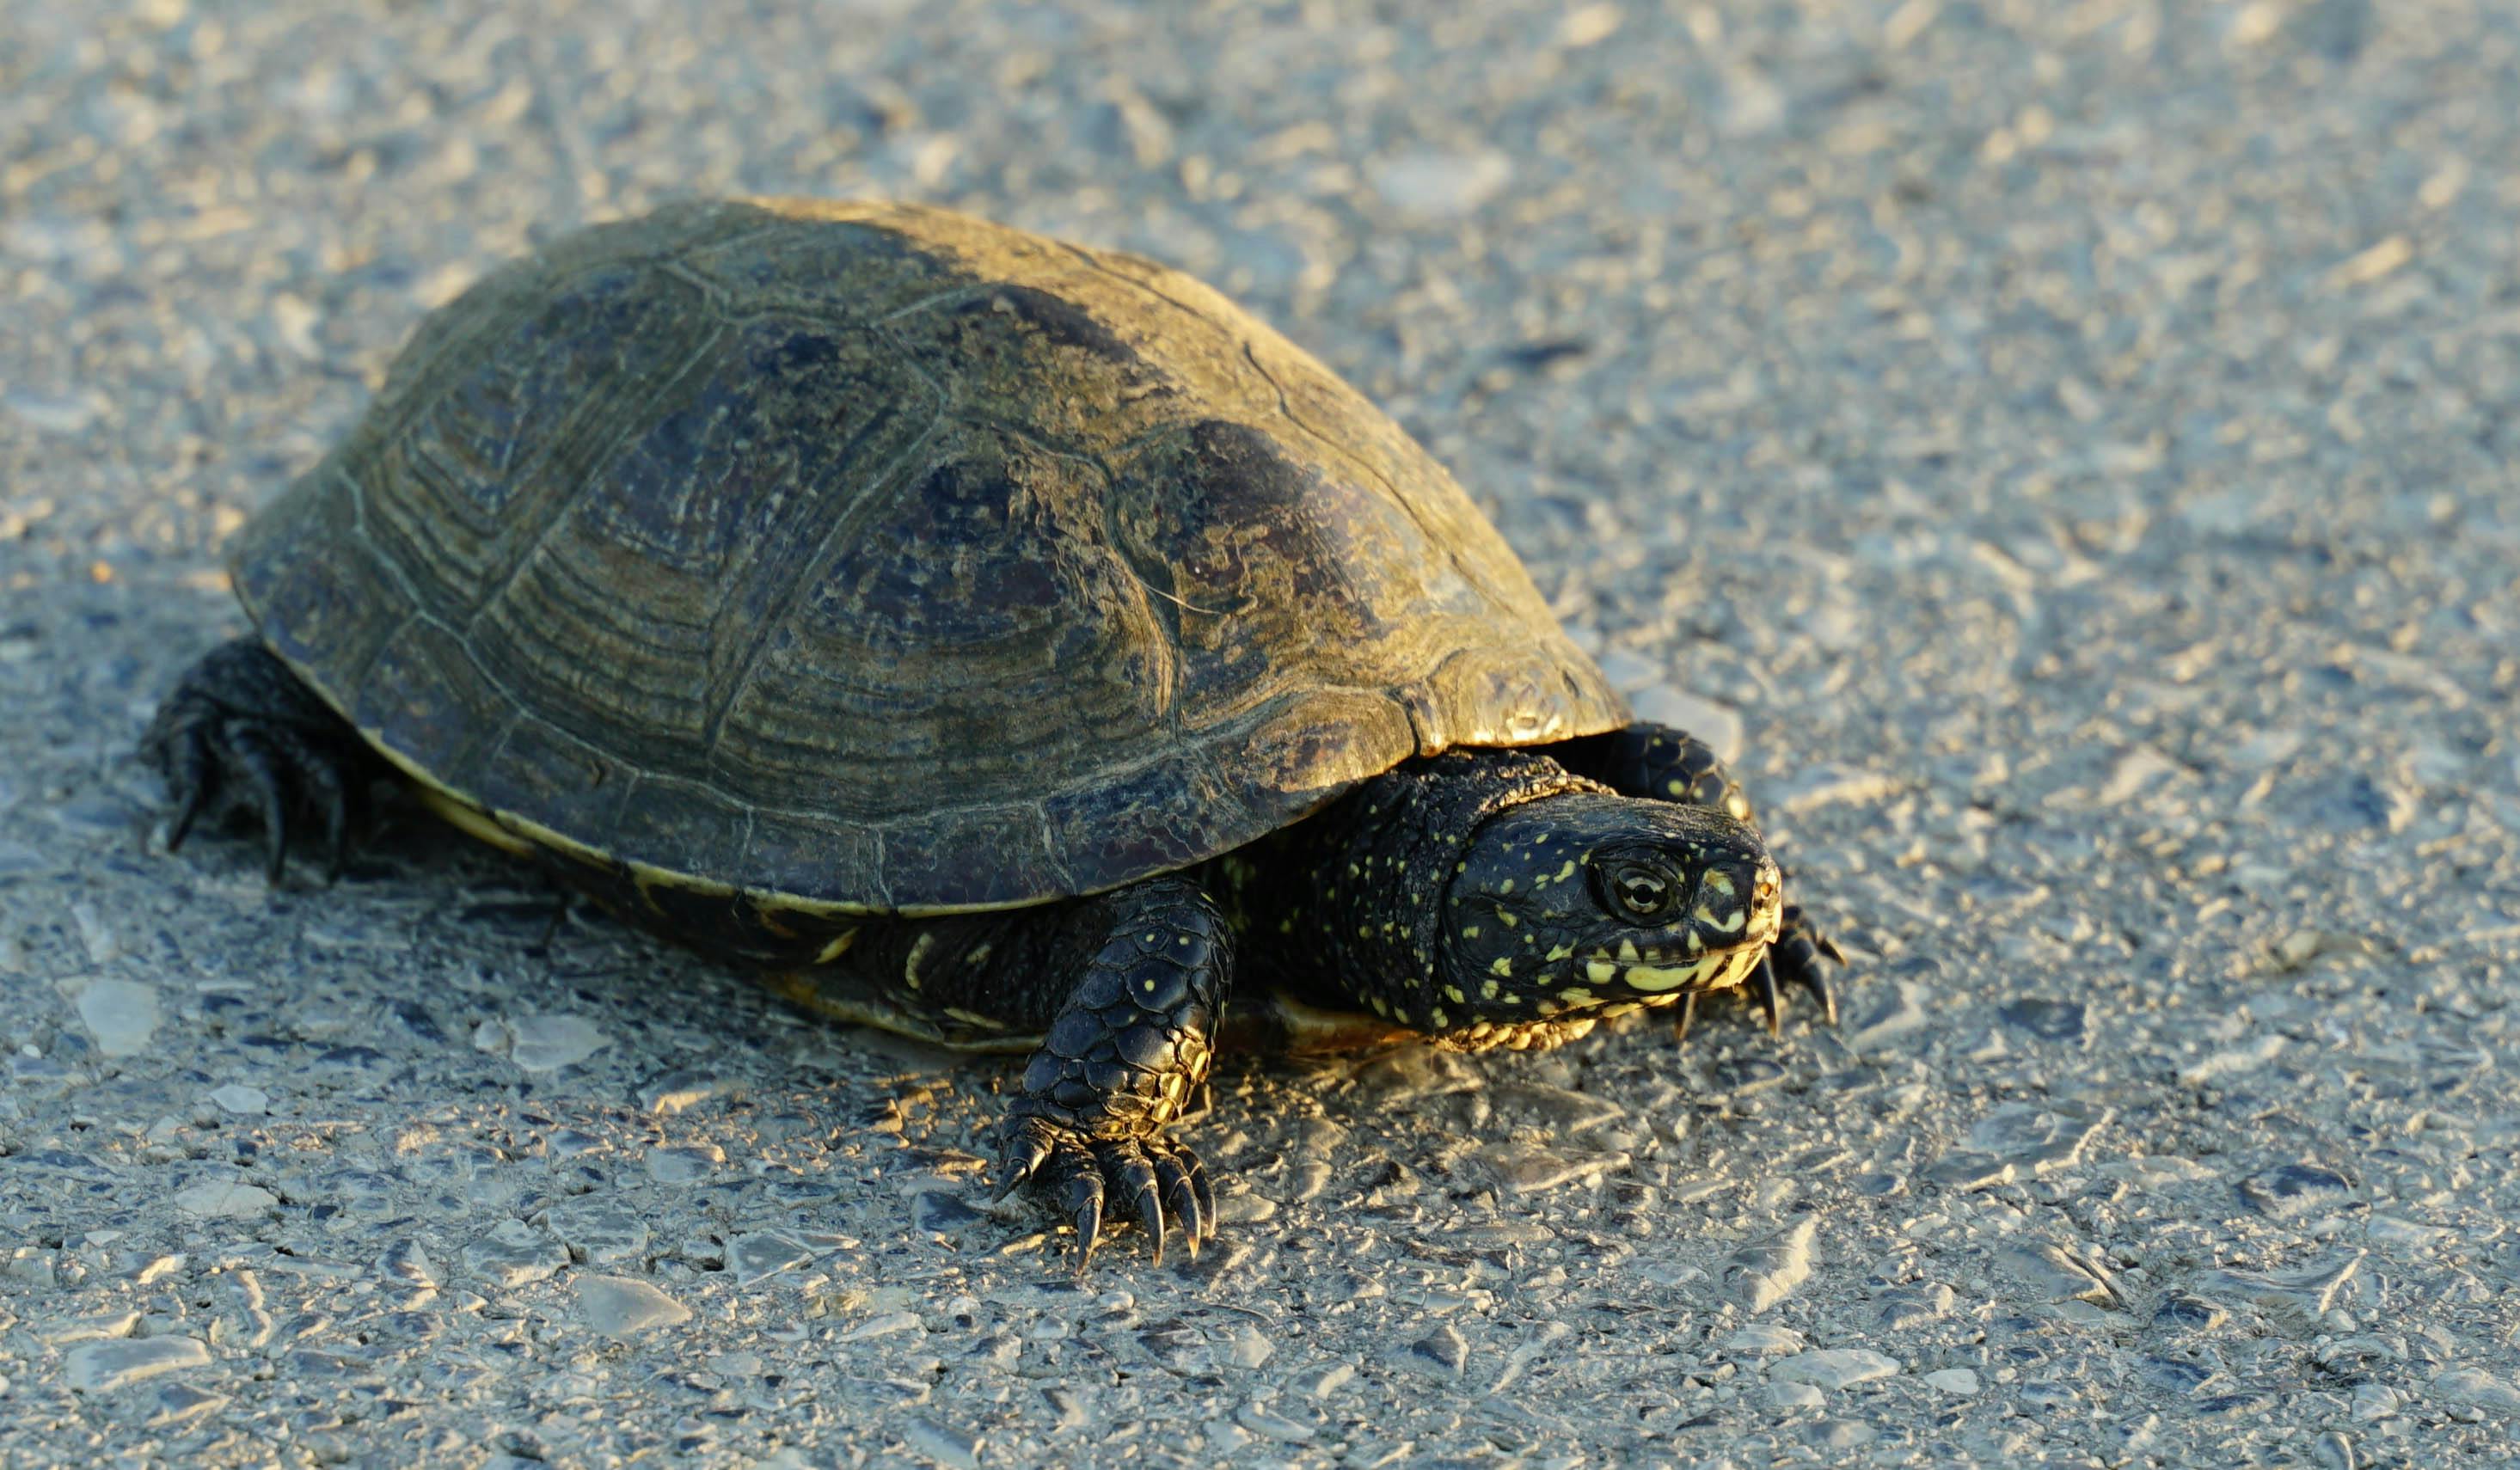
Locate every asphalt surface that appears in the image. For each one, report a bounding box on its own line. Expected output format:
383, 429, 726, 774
4, 1, 2518, 1466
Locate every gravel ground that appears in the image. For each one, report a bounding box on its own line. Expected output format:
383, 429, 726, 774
5, 0, 2518, 1465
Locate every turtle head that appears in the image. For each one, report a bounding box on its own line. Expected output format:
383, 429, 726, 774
1440, 792, 1782, 1023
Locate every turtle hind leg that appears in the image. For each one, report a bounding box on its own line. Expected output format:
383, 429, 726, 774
991, 875, 1230, 1269
143, 638, 376, 884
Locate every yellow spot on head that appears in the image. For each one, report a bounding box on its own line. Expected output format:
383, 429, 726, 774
1554, 860, 1576, 883
1626, 959, 1714, 993
1694, 903, 1746, 934
1489, 957, 1512, 977
1585, 959, 1616, 984
1499, 879, 1515, 893
1546, 943, 1575, 961
1462, 926, 1481, 939
1481, 980, 1499, 999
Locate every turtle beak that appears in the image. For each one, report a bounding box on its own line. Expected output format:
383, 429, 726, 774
1692, 852, 1784, 951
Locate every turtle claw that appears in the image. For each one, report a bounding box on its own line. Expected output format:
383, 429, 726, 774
1766, 903, 1845, 1027
1683, 907, 1846, 1045
996, 1117, 1058, 1201
1671, 989, 1701, 1044
1058, 1161, 1106, 1270
1101, 1142, 1165, 1265
1748, 954, 1787, 1035
1150, 1144, 1213, 1255
999, 1115, 1214, 1268
144, 640, 370, 886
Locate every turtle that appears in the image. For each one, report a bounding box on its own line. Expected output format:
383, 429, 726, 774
143, 197, 1847, 1265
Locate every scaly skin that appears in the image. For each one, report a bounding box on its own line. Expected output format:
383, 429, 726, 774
992, 879, 1227, 1265
1552, 723, 1845, 1032
146, 639, 1849, 1267
141, 639, 376, 883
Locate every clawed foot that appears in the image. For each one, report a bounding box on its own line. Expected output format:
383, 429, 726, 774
997, 1115, 1217, 1269
142, 640, 372, 884
1675, 904, 1847, 1042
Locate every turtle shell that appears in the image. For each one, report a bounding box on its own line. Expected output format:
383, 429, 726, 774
229, 197, 1627, 913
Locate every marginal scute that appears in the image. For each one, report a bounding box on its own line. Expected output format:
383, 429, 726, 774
230, 198, 1626, 911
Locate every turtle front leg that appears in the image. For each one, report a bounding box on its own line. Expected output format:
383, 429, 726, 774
997, 875, 1229, 1267
1555, 721, 1846, 1029
142, 638, 377, 884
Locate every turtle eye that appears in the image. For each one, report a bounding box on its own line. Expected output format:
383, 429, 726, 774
1597, 862, 1679, 922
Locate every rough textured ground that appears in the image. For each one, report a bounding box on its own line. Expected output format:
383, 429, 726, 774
4, 0, 2518, 1465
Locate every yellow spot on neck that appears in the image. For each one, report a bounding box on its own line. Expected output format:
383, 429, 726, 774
1490, 957, 1512, 977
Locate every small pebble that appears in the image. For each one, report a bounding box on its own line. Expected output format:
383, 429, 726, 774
1770, 1349, 1901, 1390
487, 1014, 610, 1072
1725, 1324, 1806, 1357
726, 1230, 812, 1284
577, 1275, 691, 1338
169, 1180, 279, 1219
74, 979, 159, 1058
64, 1337, 209, 1393
1725, 1219, 1817, 1314
462, 1220, 568, 1289
1406, 1324, 1468, 1376
206, 1083, 269, 1115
